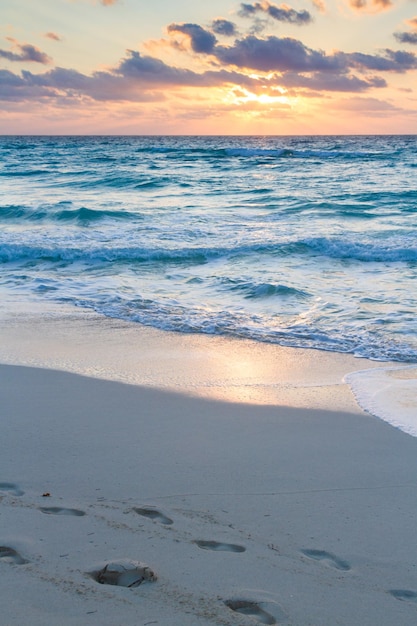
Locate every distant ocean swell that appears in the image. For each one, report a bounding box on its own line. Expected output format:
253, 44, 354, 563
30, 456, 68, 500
0, 135, 416, 365
0, 143, 390, 160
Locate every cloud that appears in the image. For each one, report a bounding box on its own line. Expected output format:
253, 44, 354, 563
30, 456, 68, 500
1, 4, 417, 112
0, 69, 26, 88
0, 41, 398, 109
311, 0, 326, 13
247, 17, 269, 34
167, 23, 217, 53
44, 32, 62, 42
0, 66, 161, 104
212, 35, 417, 73
345, 49, 417, 71
211, 19, 237, 36
0, 69, 58, 102
0, 40, 52, 64
0, 49, 264, 104
373, 0, 392, 9
115, 49, 211, 85
238, 2, 312, 25
214, 36, 339, 71
329, 96, 417, 119
70, 0, 120, 5
115, 50, 257, 88
333, 96, 400, 112
395, 32, 417, 44
280, 71, 386, 91
115, 50, 261, 90
238, 3, 258, 16
394, 15, 417, 45
348, 0, 392, 12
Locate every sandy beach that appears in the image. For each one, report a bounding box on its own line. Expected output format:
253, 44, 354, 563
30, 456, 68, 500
1, 308, 417, 625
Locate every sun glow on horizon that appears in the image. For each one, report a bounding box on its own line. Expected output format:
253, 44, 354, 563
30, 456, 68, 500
226, 86, 295, 109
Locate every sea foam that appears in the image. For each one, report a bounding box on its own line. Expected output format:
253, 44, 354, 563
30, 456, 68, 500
345, 367, 417, 437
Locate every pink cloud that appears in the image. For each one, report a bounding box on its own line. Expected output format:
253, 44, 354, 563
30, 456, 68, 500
44, 32, 62, 42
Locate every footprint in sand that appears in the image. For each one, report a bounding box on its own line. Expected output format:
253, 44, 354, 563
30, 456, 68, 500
89, 559, 157, 588
389, 589, 417, 603
39, 506, 86, 517
0, 546, 28, 565
133, 507, 173, 525
0, 482, 24, 496
194, 540, 246, 553
224, 599, 279, 625
301, 548, 351, 571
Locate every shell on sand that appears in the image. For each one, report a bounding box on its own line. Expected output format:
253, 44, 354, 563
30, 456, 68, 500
91, 559, 157, 588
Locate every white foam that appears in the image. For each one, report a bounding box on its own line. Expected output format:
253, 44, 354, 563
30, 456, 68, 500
345, 366, 417, 437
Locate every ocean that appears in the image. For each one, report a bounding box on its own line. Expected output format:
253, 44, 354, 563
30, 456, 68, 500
1, 135, 416, 432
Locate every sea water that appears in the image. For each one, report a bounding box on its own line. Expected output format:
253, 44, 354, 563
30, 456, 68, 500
0, 135, 416, 432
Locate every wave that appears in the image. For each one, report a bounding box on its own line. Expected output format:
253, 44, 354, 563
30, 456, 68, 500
1, 236, 416, 265
57, 207, 138, 223
63, 294, 417, 363
0, 205, 140, 224
54, 172, 173, 190
303, 237, 417, 263
224, 147, 380, 159
220, 278, 311, 300
0, 169, 52, 177
137, 144, 383, 161
225, 148, 346, 158
352, 189, 417, 206
0, 243, 222, 265
52, 141, 385, 162
135, 146, 382, 160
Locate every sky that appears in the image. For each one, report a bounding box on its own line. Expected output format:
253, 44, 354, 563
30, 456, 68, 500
1, 0, 417, 134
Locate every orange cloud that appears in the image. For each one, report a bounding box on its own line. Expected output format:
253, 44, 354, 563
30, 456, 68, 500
312, 0, 326, 12
348, 0, 392, 12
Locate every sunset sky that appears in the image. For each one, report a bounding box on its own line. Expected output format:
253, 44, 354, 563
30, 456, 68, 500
1, 0, 417, 134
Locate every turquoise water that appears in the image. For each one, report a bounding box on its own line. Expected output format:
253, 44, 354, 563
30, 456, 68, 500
1, 135, 416, 362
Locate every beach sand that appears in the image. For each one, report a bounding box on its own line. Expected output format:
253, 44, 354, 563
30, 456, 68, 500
1, 307, 417, 625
